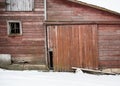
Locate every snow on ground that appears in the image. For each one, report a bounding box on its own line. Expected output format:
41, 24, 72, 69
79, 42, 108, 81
0, 68, 120, 86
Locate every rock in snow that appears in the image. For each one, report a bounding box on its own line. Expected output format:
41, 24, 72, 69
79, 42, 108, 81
0, 69, 120, 86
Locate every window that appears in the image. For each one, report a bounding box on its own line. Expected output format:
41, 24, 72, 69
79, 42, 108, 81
6, 0, 34, 11
7, 21, 22, 35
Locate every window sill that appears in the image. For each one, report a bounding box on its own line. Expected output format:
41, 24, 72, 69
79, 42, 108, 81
8, 34, 22, 37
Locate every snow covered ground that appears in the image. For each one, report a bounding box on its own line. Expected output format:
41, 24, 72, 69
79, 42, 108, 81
0, 68, 120, 86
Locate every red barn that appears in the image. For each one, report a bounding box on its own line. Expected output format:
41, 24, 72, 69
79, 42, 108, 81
0, 0, 120, 71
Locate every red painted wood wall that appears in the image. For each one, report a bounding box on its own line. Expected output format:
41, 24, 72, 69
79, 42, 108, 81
0, 0, 120, 70
47, 0, 120, 70
98, 25, 120, 68
47, 0, 120, 21
0, 0, 46, 64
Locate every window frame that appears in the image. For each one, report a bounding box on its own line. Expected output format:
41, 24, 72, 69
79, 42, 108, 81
7, 20, 22, 36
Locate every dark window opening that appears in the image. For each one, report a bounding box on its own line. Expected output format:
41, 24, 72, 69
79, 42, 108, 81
49, 51, 54, 70
7, 21, 22, 35
9, 22, 20, 34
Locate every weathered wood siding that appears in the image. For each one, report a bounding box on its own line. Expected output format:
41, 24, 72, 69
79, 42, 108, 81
99, 25, 120, 68
0, 0, 5, 8
48, 25, 98, 71
47, 0, 120, 21
47, 0, 120, 70
0, 0, 5, 3
0, 0, 45, 64
0, 0, 120, 70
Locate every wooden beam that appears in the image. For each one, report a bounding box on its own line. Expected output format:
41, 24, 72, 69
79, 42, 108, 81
44, 21, 120, 25
72, 67, 116, 75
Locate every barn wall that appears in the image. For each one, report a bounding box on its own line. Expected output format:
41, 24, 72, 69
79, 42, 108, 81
0, 0, 46, 64
0, 0, 120, 70
98, 25, 120, 68
47, 0, 120, 69
0, 0, 5, 3
47, 0, 120, 21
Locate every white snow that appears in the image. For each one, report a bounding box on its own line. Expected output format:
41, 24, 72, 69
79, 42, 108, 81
0, 69, 120, 86
78, 0, 120, 13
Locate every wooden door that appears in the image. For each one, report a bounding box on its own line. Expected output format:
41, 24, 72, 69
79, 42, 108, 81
47, 25, 98, 71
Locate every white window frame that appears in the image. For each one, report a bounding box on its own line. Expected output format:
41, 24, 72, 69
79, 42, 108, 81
7, 20, 22, 36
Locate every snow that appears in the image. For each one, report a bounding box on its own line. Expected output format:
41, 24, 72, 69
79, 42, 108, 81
0, 69, 120, 86
78, 0, 120, 13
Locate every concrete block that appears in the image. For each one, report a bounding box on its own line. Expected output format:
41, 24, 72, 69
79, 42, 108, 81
0, 54, 11, 66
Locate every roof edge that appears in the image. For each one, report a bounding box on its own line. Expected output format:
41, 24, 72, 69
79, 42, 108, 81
68, 0, 120, 16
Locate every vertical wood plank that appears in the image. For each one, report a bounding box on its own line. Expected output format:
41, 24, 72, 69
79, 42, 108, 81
92, 25, 98, 69
53, 25, 58, 71
66, 25, 71, 71
62, 25, 67, 71
60, 25, 64, 71
78, 25, 83, 68
74, 25, 79, 67
57, 26, 62, 71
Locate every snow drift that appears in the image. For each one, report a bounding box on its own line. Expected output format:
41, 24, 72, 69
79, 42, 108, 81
0, 69, 120, 86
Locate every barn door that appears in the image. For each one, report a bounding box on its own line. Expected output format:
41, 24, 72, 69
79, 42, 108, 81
47, 25, 98, 71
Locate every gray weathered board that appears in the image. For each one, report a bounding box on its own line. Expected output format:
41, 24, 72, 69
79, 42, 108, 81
6, 0, 34, 11
72, 67, 116, 75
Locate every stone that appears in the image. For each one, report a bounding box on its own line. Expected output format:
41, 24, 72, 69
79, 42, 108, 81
0, 54, 11, 66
